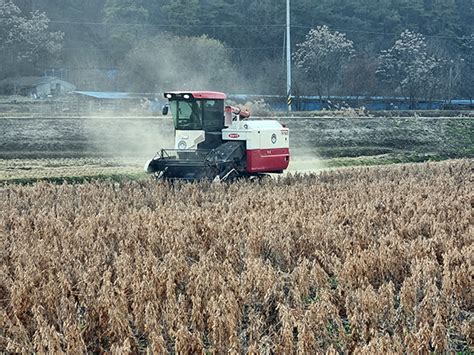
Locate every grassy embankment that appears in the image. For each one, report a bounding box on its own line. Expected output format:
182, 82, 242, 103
286, 115, 473, 168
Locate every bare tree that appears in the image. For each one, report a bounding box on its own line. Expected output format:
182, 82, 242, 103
458, 34, 473, 101
342, 53, 379, 97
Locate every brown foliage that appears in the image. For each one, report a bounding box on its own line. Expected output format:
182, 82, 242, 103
1, 160, 473, 353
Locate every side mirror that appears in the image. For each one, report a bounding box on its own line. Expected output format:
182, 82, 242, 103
162, 104, 169, 115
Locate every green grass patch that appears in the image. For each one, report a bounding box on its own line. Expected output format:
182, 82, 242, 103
1, 172, 149, 186
324, 153, 446, 168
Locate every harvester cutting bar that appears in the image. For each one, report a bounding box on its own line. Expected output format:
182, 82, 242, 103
146, 149, 215, 180
146, 142, 246, 181
157, 149, 212, 160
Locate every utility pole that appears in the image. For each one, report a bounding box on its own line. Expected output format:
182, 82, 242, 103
286, 0, 292, 112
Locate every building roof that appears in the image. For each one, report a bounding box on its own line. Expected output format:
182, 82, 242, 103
74, 91, 160, 100
447, 99, 473, 105
74, 91, 136, 100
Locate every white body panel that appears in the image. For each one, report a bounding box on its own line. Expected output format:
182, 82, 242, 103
222, 120, 289, 150
175, 130, 205, 150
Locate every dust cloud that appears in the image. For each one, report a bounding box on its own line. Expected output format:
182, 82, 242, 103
121, 34, 243, 94
287, 148, 327, 174
81, 110, 328, 175
82, 109, 174, 165
282, 117, 328, 174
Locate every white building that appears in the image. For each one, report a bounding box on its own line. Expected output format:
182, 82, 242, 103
0, 76, 76, 98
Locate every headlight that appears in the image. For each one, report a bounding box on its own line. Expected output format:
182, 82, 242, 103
165, 94, 172, 99
178, 141, 187, 150
144, 159, 153, 173
183, 94, 190, 99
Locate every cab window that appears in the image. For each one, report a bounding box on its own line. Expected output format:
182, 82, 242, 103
202, 99, 224, 131
170, 100, 203, 130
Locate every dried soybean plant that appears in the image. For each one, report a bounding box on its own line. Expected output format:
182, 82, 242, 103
0, 160, 473, 353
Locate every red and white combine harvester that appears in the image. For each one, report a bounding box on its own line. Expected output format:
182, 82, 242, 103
145, 91, 290, 181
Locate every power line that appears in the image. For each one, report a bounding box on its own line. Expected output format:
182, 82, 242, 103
48, 20, 285, 28
70, 46, 284, 51
46, 19, 469, 41
1, 44, 285, 51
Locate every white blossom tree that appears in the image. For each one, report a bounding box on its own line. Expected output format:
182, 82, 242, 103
293, 25, 354, 100
377, 30, 442, 108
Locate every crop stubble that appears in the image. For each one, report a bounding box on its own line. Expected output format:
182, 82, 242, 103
0, 160, 473, 353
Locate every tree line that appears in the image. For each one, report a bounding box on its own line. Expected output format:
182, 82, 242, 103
0, 0, 472, 100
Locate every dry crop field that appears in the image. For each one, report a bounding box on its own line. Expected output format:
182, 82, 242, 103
1, 160, 473, 353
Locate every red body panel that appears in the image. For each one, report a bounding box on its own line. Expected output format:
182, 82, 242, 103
246, 148, 290, 173
191, 91, 226, 99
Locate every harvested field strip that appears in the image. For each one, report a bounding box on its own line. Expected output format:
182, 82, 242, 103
1, 160, 473, 353
1, 116, 472, 160
0, 154, 455, 184
0, 158, 145, 182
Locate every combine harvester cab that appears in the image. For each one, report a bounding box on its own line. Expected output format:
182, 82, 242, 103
145, 91, 290, 181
